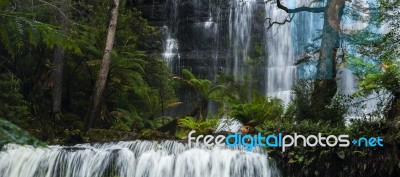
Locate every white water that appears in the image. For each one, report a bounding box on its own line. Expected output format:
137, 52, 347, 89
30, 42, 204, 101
159, 0, 317, 105
215, 115, 243, 133
162, 33, 179, 66
0, 141, 280, 177
263, 1, 296, 105
162, 0, 181, 69
160, 0, 387, 117
228, 0, 255, 81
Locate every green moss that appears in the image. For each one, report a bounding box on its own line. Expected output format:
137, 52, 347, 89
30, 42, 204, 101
85, 129, 139, 143
139, 129, 170, 140
64, 113, 83, 131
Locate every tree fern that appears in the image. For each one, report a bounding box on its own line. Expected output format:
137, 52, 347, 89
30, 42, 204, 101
228, 93, 284, 126
178, 116, 218, 134
0, 11, 81, 57
175, 69, 226, 102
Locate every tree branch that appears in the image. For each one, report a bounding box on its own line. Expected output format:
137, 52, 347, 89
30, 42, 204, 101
276, 0, 325, 13
264, 14, 295, 29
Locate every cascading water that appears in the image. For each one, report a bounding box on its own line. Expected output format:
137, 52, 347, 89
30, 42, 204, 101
158, 0, 386, 117
162, 0, 180, 71
0, 141, 280, 177
228, 0, 255, 81
159, 0, 325, 106
264, 1, 296, 105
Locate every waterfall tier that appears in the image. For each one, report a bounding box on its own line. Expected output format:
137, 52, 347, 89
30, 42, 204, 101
0, 141, 280, 177
149, 0, 385, 115
154, 0, 332, 106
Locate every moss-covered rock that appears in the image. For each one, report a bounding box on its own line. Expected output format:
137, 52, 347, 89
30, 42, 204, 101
63, 113, 83, 131
139, 129, 171, 140
85, 129, 139, 143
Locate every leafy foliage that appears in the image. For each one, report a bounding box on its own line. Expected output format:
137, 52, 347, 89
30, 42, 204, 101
227, 93, 284, 126
0, 73, 31, 124
345, 55, 382, 78
0, 0, 175, 142
344, 0, 400, 120
0, 10, 81, 57
175, 69, 226, 102
288, 80, 349, 125
177, 116, 218, 136
110, 109, 145, 131
0, 118, 42, 147
173, 69, 227, 121
359, 62, 400, 94
259, 119, 400, 177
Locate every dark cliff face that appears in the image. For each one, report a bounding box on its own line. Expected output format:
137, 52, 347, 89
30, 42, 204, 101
136, 0, 269, 84
134, 0, 167, 26
133, 0, 288, 116
134, 0, 324, 117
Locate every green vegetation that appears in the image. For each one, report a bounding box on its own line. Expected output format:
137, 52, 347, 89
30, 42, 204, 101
0, 119, 42, 147
228, 93, 284, 126
173, 69, 226, 122
176, 116, 219, 138
0, 0, 175, 143
259, 119, 400, 177
0, 0, 399, 177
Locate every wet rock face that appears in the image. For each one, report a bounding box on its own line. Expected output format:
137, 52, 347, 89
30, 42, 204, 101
134, 0, 298, 116
137, 0, 329, 116
135, 1, 167, 27
137, 0, 270, 81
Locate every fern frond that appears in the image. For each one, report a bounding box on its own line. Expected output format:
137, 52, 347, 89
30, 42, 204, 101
0, 11, 82, 56
182, 69, 196, 80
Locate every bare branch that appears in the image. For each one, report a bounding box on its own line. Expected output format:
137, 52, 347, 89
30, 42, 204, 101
264, 14, 295, 29
38, 0, 69, 20
276, 0, 325, 13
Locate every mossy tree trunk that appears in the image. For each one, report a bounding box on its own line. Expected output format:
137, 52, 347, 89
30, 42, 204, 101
275, 0, 346, 120
51, 0, 70, 123
85, 0, 120, 131
311, 0, 345, 119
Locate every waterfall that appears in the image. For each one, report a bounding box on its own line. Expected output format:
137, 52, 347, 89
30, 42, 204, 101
160, 0, 311, 105
162, 0, 222, 78
264, 2, 295, 105
158, 0, 386, 117
162, 0, 180, 71
0, 141, 280, 177
228, 0, 256, 81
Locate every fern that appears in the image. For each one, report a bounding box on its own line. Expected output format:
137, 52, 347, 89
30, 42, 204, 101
178, 116, 218, 134
0, 11, 81, 57
174, 69, 226, 103
0, 118, 42, 147
0, 73, 31, 123
228, 93, 284, 126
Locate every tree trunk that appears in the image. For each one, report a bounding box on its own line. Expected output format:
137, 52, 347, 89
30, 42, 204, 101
311, 0, 345, 119
188, 99, 208, 123
51, 0, 69, 123
388, 93, 400, 120
84, 0, 120, 131
274, 0, 346, 120
52, 46, 65, 122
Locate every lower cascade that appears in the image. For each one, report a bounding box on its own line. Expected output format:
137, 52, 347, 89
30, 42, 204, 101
0, 141, 280, 177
